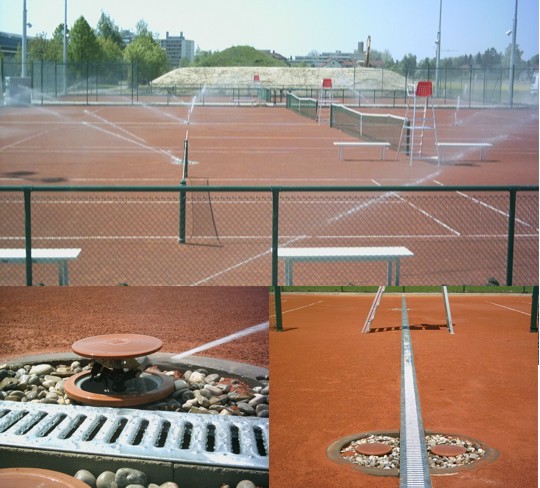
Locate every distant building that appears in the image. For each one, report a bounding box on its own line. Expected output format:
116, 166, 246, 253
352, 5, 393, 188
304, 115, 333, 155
160, 32, 195, 67
292, 41, 366, 67
0, 32, 25, 60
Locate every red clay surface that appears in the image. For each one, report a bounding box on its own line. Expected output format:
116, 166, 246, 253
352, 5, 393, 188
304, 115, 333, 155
0, 106, 537, 186
0, 105, 537, 286
0, 286, 268, 368
270, 292, 537, 487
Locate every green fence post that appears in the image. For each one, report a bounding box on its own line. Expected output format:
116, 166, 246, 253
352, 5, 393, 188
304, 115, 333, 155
271, 189, 283, 330
506, 189, 517, 286
178, 181, 187, 243
271, 188, 280, 286
531, 286, 538, 333
24, 188, 32, 286
274, 286, 283, 332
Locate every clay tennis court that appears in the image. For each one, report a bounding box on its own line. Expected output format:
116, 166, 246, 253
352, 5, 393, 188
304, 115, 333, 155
0, 286, 269, 368
0, 104, 537, 286
0, 105, 537, 186
270, 291, 537, 487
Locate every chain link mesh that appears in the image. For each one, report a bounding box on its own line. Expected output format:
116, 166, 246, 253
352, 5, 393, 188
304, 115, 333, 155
0, 188, 537, 286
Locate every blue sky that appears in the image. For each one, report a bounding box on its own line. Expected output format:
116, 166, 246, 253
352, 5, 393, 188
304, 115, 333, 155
1, 0, 538, 61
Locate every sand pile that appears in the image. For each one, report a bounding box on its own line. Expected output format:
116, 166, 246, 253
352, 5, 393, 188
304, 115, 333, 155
152, 67, 405, 89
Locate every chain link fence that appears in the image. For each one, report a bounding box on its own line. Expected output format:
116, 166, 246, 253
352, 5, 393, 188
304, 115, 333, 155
2, 61, 537, 107
0, 186, 537, 287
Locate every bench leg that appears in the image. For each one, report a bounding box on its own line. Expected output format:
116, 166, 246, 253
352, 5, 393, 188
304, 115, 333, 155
380, 146, 386, 160
386, 260, 392, 286
395, 259, 400, 286
58, 261, 69, 286
338, 147, 343, 160
284, 260, 293, 286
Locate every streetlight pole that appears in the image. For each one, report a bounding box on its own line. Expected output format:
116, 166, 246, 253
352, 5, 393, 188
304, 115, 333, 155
22, 0, 27, 77
435, 0, 442, 97
63, 0, 68, 94
508, 0, 518, 107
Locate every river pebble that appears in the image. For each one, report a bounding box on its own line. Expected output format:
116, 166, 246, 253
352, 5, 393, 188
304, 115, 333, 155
340, 433, 486, 470
0, 362, 269, 418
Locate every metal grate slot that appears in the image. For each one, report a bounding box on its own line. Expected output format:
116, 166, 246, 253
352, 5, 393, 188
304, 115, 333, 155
0, 401, 268, 470
0, 410, 29, 433
35, 413, 67, 438
83, 415, 107, 441
230, 425, 241, 455
14, 411, 46, 435
58, 414, 87, 440
253, 426, 267, 457
156, 421, 170, 448
130, 418, 149, 446
180, 422, 192, 450
108, 417, 128, 444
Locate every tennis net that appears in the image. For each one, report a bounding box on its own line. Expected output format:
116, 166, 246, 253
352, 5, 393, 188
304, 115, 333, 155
330, 104, 408, 151
286, 92, 318, 121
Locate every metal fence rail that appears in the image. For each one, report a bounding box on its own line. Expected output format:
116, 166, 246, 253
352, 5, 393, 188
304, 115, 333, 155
0, 185, 537, 286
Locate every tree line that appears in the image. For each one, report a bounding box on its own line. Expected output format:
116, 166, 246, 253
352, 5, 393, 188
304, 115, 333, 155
13, 10, 539, 83
15, 13, 169, 84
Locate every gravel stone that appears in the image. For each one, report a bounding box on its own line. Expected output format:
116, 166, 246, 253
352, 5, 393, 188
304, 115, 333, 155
96, 471, 116, 488
115, 468, 147, 488
74, 469, 96, 487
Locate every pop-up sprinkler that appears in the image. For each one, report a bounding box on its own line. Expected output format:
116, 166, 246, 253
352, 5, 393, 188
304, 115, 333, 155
64, 334, 174, 407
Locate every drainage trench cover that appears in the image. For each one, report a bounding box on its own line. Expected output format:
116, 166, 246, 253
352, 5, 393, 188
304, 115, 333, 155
0, 401, 268, 471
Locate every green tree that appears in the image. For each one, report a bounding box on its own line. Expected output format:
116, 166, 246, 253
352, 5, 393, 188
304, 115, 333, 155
193, 46, 287, 67
27, 33, 52, 60
68, 16, 100, 63
96, 11, 124, 49
480, 47, 502, 68
503, 43, 524, 68
48, 24, 67, 62
97, 37, 123, 63
123, 20, 169, 84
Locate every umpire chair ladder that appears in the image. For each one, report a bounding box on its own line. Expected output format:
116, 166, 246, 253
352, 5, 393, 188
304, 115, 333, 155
398, 81, 438, 165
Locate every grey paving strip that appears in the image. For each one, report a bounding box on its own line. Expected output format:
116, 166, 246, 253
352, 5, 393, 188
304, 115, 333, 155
400, 295, 432, 488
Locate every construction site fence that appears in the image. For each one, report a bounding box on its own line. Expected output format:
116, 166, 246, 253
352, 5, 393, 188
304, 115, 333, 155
1, 60, 537, 107
0, 185, 537, 287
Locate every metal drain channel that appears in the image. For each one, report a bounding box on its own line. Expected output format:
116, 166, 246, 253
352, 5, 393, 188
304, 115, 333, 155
0, 401, 268, 470
400, 295, 432, 488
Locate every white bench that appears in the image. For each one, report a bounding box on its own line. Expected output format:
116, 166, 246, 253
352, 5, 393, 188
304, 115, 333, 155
278, 246, 414, 286
232, 97, 259, 107
0, 248, 81, 285
334, 141, 391, 160
437, 142, 493, 163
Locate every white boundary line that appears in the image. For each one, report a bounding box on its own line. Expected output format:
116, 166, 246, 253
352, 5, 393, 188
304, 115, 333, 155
373, 180, 460, 235
269, 300, 323, 318
433, 180, 537, 229
486, 301, 531, 316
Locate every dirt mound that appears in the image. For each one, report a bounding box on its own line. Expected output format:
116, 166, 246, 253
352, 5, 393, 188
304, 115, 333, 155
152, 66, 405, 89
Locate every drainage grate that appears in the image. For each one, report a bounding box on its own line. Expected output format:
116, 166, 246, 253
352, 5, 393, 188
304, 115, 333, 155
0, 401, 268, 470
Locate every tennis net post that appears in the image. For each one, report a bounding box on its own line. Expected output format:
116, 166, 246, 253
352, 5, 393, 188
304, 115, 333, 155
442, 285, 455, 334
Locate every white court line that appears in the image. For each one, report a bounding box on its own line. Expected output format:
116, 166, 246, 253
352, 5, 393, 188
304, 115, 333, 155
84, 109, 148, 143
486, 301, 531, 316
269, 300, 323, 318
82, 120, 181, 164
372, 179, 460, 235
433, 180, 536, 229
0, 129, 54, 151
191, 235, 307, 285
327, 170, 442, 224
